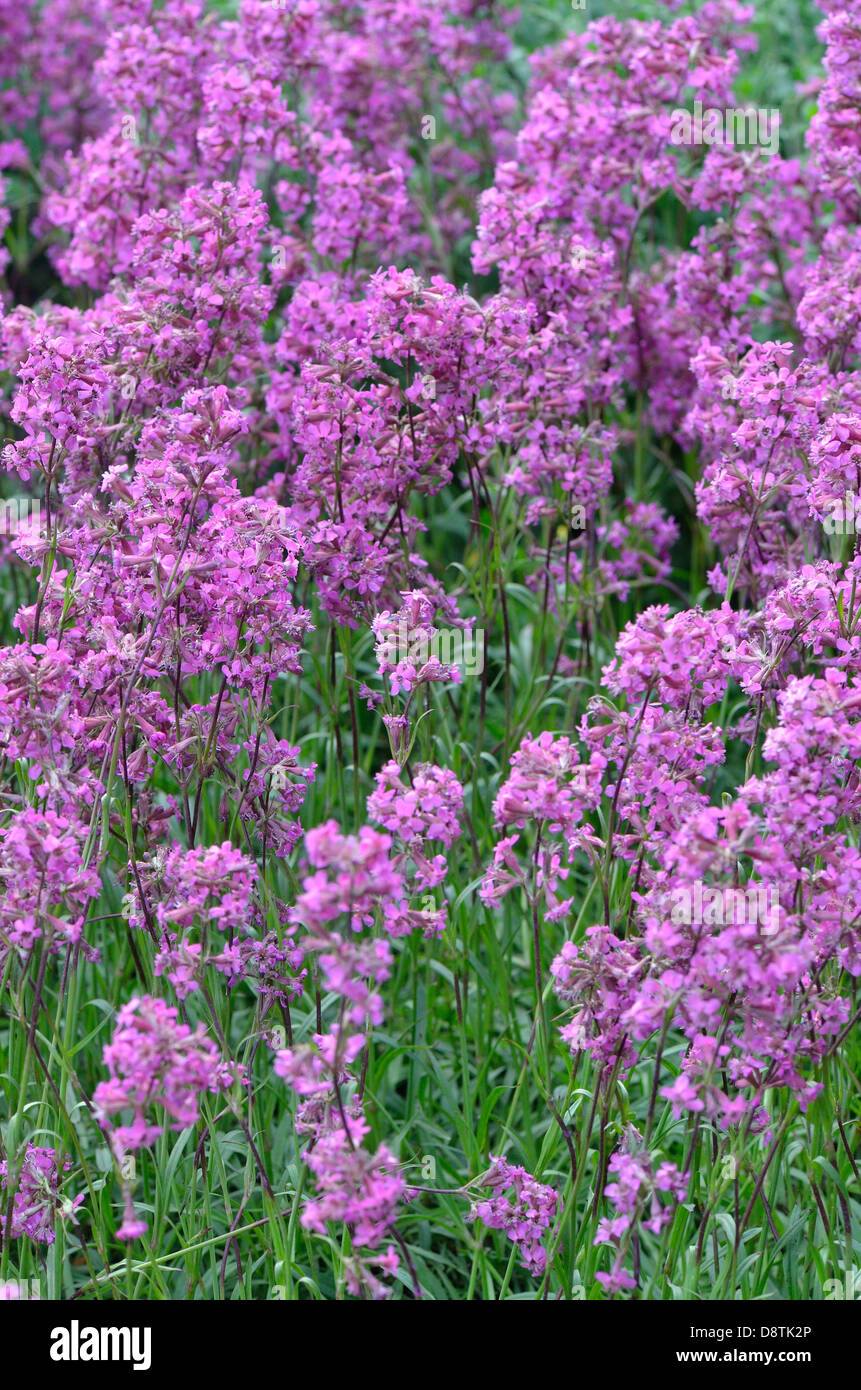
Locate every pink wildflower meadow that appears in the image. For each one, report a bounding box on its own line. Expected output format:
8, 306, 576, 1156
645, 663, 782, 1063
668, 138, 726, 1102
0, 0, 857, 1310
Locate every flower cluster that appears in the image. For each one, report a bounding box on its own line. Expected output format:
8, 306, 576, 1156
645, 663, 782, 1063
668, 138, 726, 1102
468, 1156, 561, 1276
92, 995, 240, 1155
0, 1145, 83, 1245
593, 1139, 688, 1295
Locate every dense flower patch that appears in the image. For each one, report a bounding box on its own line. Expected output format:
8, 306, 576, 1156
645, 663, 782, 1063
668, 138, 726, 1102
0, 0, 858, 1301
